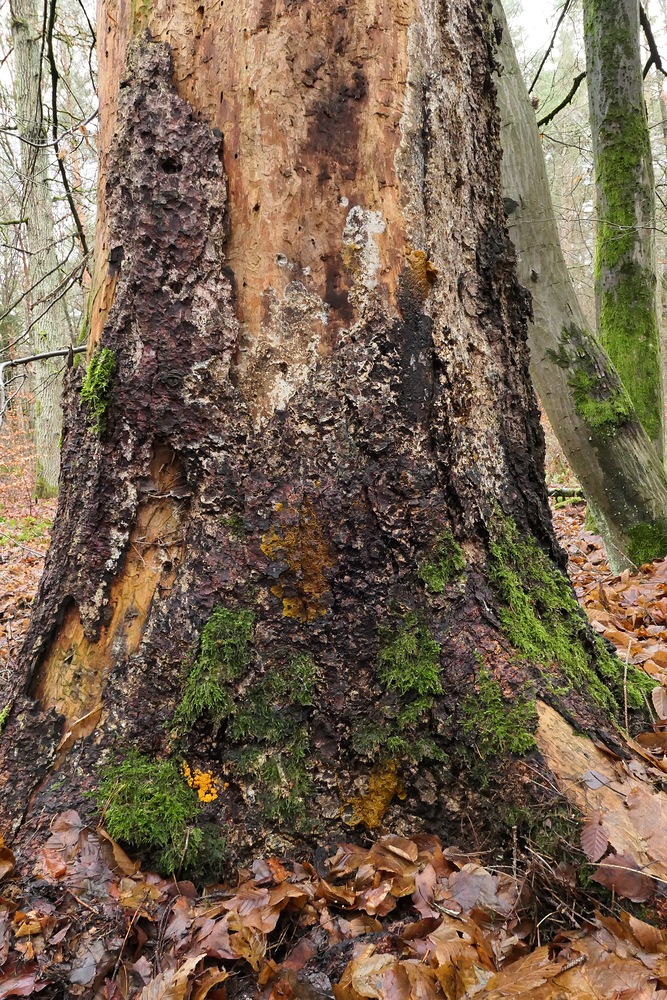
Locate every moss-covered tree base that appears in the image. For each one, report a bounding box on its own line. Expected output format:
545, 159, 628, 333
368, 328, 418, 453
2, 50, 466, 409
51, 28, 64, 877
0, 18, 654, 883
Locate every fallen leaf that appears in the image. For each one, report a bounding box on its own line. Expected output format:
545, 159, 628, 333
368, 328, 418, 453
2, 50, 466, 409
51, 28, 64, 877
591, 854, 654, 902
138, 954, 206, 1000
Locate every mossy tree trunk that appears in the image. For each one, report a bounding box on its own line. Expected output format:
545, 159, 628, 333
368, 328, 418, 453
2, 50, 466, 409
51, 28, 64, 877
496, 0, 667, 572
0, 0, 655, 877
583, 0, 664, 454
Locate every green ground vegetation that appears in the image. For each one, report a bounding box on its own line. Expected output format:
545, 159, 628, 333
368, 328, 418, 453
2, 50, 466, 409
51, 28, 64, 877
95, 751, 204, 874
0, 513, 51, 546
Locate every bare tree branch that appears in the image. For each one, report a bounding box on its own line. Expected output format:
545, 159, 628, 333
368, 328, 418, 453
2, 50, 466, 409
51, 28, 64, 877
45, 0, 88, 257
537, 71, 587, 128
528, 0, 574, 95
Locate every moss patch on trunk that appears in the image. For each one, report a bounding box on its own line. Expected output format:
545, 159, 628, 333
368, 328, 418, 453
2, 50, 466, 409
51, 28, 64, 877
418, 531, 466, 593
460, 667, 536, 759
488, 515, 653, 712
95, 751, 204, 874
172, 607, 254, 734
80, 347, 116, 433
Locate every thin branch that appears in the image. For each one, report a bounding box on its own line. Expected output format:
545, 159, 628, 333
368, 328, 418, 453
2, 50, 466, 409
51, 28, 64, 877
640, 3, 667, 78
537, 72, 587, 129
45, 0, 89, 257
1, 345, 85, 368
528, 0, 573, 95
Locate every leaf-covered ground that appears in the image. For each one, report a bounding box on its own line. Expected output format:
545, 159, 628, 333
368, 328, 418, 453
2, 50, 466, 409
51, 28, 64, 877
5, 423, 667, 997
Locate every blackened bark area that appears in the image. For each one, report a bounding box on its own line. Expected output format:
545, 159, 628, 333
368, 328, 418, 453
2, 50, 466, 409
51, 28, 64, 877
1, 27, 603, 864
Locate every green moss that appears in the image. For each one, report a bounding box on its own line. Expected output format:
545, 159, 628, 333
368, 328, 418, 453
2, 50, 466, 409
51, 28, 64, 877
584, 0, 661, 443
460, 667, 536, 759
80, 347, 115, 433
95, 751, 202, 874
489, 515, 650, 712
264, 654, 319, 706
570, 369, 633, 437
584, 506, 598, 534
172, 607, 254, 734
418, 531, 466, 593
224, 656, 320, 827
351, 720, 447, 764
220, 513, 247, 540
241, 748, 312, 825
188, 824, 227, 884
351, 615, 446, 764
0, 702, 10, 736
377, 613, 442, 697
33, 464, 57, 500
598, 276, 662, 443
627, 521, 667, 566
549, 324, 634, 438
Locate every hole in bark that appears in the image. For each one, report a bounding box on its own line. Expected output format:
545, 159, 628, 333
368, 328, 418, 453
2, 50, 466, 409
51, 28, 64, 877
253, 203, 260, 212
159, 157, 182, 174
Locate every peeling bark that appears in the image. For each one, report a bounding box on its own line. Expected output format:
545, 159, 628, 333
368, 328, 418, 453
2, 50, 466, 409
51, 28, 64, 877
0, 3, 650, 872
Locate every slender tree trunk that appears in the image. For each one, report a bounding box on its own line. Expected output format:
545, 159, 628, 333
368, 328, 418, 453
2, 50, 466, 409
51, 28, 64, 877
11, 0, 72, 497
583, 0, 664, 453
0, 0, 656, 876
495, 0, 667, 572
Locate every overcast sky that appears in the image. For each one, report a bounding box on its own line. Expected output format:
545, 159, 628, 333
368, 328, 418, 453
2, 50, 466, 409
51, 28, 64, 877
512, 1, 564, 58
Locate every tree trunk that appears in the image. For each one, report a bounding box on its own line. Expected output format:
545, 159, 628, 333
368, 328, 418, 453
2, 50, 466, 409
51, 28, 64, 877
583, 0, 664, 454
11, 0, 73, 497
495, 0, 667, 572
0, 0, 655, 876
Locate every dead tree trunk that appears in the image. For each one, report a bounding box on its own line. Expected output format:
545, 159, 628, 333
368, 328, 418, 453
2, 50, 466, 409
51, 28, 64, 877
0, 1, 656, 876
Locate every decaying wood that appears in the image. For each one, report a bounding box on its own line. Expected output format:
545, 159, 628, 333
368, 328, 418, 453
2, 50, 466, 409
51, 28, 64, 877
0, 1, 653, 874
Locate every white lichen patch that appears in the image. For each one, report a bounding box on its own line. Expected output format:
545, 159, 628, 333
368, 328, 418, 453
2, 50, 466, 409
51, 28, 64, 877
342, 205, 386, 293
235, 278, 329, 428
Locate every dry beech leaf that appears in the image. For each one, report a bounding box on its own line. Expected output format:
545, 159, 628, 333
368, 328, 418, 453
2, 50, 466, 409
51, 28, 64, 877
591, 854, 654, 903
191, 968, 229, 1000
97, 827, 140, 876
138, 953, 206, 1000
0, 838, 14, 881
652, 686, 667, 720
581, 813, 610, 863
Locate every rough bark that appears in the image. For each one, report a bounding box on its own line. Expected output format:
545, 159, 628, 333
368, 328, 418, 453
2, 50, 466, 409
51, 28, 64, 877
583, 0, 664, 453
11, 0, 73, 496
0, 1, 655, 876
495, 0, 667, 572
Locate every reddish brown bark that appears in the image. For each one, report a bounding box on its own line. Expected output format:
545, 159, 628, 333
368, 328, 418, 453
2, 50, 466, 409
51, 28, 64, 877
0, 3, 637, 873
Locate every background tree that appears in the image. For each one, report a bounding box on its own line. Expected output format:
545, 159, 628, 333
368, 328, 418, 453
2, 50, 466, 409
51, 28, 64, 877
584, 0, 664, 452
0, 0, 659, 878
1, 0, 96, 493
497, 0, 667, 572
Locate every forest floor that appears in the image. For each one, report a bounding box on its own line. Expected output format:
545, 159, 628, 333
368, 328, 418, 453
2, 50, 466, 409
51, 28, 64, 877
4, 419, 667, 997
